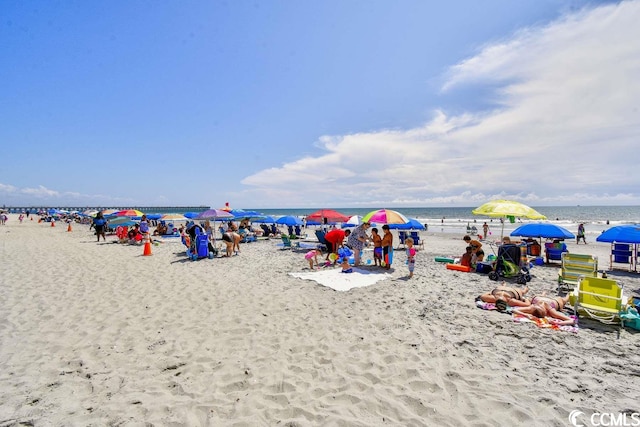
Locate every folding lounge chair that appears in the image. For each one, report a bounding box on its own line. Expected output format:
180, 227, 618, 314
574, 276, 625, 326
280, 235, 299, 249
410, 231, 425, 250
315, 230, 329, 251
397, 231, 408, 249
558, 253, 598, 290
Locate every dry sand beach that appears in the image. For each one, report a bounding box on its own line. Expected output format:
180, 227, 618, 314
1, 214, 639, 426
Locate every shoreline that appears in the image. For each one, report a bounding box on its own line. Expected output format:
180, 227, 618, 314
0, 213, 638, 425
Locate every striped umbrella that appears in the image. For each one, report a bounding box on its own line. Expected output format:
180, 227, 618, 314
362, 209, 410, 225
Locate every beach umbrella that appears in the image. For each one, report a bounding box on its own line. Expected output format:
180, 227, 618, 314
306, 209, 350, 224
146, 214, 163, 220
115, 209, 145, 217
183, 212, 200, 219
253, 216, 277, 223
107, 217, 138, 227
230, 209, 265, 220
196, 209, 234, 220
472, 200, 546, 239
276, 215, 304, 226
362, 209, 410, 225
511, 223, 575, 240
387, 218, 425, 230
596, 224, 640, 244
160, 213, 189, 221
342, 215, 362, 228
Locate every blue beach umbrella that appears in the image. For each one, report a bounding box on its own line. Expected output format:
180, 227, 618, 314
253, 216, 276, 223
387, 218, 425, 230
596, 224, 640, 244
510, 223, 575, 240
275, 215, 303, 226
230, 209, 265, 220
184, 212, 201, 219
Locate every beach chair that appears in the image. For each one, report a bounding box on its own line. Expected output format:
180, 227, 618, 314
397, 231, 408, 249
608, 243, 634, 272
574, 276, 625, 326
410, 231, 425, 250
545, 241, 568, 263
315, 230, 329, 251
280, 235, 299, 250
558, 253, 598, 290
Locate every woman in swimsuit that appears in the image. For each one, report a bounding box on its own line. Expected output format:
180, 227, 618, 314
530, 294, 569, 310
477, 283, 531, 308
512, 295, 575, 325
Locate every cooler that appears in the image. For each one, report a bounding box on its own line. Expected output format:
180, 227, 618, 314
475, 262, 493, 274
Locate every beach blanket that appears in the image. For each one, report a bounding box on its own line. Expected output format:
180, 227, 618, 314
512, 313, 579, 333
289, 267, 391, 292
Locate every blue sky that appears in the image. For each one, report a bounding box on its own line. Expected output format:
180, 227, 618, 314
2, 0, 638, 209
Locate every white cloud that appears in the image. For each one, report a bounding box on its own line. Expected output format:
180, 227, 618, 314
241, 1, 640, 207
0, 182, 134, 206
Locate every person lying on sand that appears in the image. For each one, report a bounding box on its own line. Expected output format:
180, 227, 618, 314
477, 284, 531, 310
512, 295, 575, 325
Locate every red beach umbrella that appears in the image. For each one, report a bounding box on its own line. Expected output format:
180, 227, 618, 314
306, 209, 350, 224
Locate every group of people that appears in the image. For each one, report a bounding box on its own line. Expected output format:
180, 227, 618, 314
307, 223, 418, 278
477, 284, 575, 325
460, 235, 485, 271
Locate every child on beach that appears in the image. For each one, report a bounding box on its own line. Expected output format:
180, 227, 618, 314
371, 227, 383, 267
460, 246, 473, 267
305, 248, 322, 269
340, 257, 353, 273
405, 237, 417, 278
381, 225, 393, 269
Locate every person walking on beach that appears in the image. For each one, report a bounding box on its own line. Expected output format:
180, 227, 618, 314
577, 223, 587, 244
482, 222, 489, 240
93, 211, 107, 242
139, 214, 150, 244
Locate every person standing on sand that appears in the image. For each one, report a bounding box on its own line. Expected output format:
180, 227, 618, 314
346, 221, 371, 266
381, 225, 393, 269
405, 237, 417, 278
483, 222, 489, 239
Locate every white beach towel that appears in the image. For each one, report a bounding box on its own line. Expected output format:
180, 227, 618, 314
289, 267, 391, 292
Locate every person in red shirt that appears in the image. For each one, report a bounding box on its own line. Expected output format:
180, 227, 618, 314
323, 228, 351, 261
